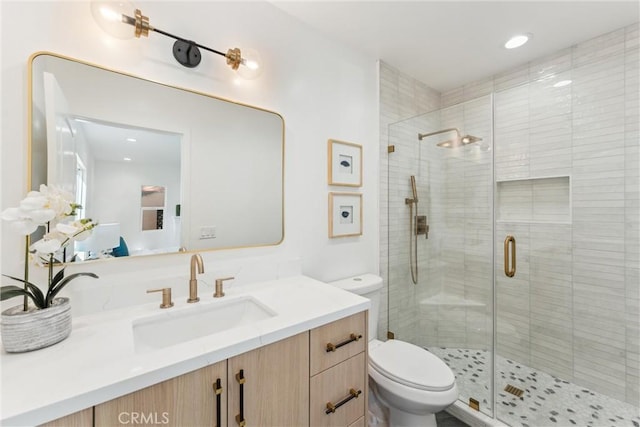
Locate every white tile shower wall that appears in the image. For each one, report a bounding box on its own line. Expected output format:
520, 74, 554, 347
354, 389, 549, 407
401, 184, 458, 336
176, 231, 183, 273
379, 62, 441, 341
624, 22, 640, 406
444, 23, 638, 405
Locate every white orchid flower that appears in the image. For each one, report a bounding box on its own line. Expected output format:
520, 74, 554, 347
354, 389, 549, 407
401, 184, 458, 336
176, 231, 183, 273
9, 219, 39, 235
38, 185, 76, 218
56, 222, 81, 236
27, 208, 56, 224
31, 238, 62, 255
1, 206, 52, 235
20, 192, 47, 210
2, 184, 80, 239
70, 220, 96, 241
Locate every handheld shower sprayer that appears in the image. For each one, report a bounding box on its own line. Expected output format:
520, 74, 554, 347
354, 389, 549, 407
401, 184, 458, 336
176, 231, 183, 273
410, 175, 418, 203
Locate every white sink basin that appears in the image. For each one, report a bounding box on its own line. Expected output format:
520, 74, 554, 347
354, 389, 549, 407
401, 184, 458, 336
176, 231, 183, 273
132, 296, 276, 352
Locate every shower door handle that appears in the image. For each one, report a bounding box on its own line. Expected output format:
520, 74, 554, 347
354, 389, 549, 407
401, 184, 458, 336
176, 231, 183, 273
504, 235, 516, 278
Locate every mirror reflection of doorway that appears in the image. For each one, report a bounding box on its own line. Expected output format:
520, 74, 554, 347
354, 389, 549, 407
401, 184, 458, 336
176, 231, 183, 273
141, 185, 166, 231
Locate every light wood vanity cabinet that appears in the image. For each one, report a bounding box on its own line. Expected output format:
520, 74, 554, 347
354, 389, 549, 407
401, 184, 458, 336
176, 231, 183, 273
93, 333, 308, 427
94, 360, 227, 426
228, 332, 309, 427
309, 312, 367, 427
40, 311, 367, 427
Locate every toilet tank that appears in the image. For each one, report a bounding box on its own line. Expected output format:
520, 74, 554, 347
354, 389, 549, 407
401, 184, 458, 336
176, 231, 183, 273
328, 274, 383, 341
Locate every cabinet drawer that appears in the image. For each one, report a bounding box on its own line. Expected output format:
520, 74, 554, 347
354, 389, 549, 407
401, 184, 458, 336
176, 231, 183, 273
310, 353, 366, 427
310, 311, 366, 375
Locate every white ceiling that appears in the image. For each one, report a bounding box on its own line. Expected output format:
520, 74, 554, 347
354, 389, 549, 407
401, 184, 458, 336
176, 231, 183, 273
272, 1, 639, 92
74, 119, 181, 165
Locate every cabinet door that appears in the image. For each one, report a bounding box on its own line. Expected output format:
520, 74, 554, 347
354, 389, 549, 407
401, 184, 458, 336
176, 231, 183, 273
39, 408, 93, 427
95, 360, 227, 427
228, 332, 309, 427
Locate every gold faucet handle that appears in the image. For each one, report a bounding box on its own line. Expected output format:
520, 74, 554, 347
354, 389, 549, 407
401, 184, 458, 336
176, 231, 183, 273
214, 276, 234, 298
147, 288, 174, 309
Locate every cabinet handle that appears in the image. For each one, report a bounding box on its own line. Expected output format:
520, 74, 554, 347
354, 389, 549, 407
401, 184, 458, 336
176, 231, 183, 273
325, 388, 362, 414
326, 333, 362, 352
235, 369, 246, 427
504, 235, 516, 278
213, 378, 222, 427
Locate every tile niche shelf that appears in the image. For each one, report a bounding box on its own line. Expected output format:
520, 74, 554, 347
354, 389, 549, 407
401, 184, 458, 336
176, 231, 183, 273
496, 175, 571, 224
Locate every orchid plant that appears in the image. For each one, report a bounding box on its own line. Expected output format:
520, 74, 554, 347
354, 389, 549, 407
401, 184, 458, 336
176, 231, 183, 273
1, 185, 99, 310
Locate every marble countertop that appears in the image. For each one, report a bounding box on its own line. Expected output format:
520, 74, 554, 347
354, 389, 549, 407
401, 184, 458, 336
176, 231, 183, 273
0, 275, 369, 426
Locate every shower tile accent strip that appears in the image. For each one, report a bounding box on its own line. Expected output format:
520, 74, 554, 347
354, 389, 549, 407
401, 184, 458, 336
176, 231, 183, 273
429, 347, 640, 427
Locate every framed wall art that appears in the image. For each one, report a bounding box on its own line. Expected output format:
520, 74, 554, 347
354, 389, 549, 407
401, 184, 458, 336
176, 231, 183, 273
327, 139, 362, 187
329, 192, 363, 238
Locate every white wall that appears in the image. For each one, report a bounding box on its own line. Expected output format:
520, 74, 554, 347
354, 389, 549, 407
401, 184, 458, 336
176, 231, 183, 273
1, 1, 379, 310
91, 159, 181, 253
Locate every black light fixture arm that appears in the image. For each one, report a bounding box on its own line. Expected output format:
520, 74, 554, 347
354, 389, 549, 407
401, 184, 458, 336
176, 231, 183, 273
122, 10, 239, 69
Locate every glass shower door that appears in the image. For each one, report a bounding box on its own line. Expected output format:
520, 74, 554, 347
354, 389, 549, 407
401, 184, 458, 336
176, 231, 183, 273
386, 95, 494, 417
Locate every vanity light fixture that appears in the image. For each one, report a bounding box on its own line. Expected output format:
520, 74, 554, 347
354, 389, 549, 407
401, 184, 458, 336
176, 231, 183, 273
90, 1, 261, 78
504, 33, 531, 49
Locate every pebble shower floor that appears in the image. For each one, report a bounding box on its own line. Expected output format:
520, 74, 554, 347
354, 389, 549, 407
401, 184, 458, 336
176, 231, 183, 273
428, 347, 640, 427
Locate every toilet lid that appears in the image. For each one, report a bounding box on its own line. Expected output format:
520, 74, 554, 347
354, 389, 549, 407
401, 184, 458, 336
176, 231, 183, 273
369, 340, 455, 392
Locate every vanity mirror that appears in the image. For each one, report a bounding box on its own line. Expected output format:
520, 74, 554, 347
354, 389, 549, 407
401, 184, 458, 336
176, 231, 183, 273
30, 52, 284, 261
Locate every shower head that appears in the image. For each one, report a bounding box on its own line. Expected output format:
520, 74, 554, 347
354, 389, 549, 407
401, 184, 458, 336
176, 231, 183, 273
437, 134, 483, 148
418, 127, 483, 148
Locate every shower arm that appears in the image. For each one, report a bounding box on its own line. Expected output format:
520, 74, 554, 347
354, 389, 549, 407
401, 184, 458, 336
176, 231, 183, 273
418, 128, 460, 141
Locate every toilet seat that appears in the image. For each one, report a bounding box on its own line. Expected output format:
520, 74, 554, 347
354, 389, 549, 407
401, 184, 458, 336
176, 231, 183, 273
369, 340, 455, 392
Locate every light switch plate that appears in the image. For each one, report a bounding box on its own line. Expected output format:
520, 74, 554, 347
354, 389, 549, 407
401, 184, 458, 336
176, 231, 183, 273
199, 226, 216, 239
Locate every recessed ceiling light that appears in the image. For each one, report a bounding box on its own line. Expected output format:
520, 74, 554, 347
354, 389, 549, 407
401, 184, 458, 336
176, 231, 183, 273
123, 157, 132, 161
126, 138, 137, 142
553, 80, 572, 88
504, 34, 531, 49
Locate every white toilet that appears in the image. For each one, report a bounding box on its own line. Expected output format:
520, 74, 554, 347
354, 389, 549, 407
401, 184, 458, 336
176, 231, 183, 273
329, 274, 458, 427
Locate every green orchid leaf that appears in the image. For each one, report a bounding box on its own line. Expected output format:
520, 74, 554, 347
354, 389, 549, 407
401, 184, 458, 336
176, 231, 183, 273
0, 285, 44, 309
51, 267, 66, 287
46, 272, 99, 306
25, 283, 46, 309
2, 275, 46, 309
2, 274, 39, 289
0, 286, 31, 301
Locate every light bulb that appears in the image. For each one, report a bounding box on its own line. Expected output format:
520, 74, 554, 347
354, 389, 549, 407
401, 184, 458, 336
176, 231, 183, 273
237, 48, 263, 80
504, 34, 531, 49
90, 1, 136, 39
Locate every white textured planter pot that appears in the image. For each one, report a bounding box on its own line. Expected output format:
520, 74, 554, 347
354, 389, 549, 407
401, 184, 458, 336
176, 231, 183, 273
1, 297, 71, 353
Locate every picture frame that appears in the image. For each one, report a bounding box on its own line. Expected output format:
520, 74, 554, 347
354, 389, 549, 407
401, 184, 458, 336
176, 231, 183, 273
329, 192, 363, 238
328, 139, 362, 187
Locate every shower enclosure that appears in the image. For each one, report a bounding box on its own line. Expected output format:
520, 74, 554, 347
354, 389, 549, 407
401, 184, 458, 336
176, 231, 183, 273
387, 83, 640, 425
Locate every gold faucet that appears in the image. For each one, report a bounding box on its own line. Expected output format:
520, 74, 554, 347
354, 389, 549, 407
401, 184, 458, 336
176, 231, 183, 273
188, 253, 204, 303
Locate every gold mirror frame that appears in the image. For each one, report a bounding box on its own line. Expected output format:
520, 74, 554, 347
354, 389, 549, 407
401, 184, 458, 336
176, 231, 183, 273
28, 52, 285, 263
